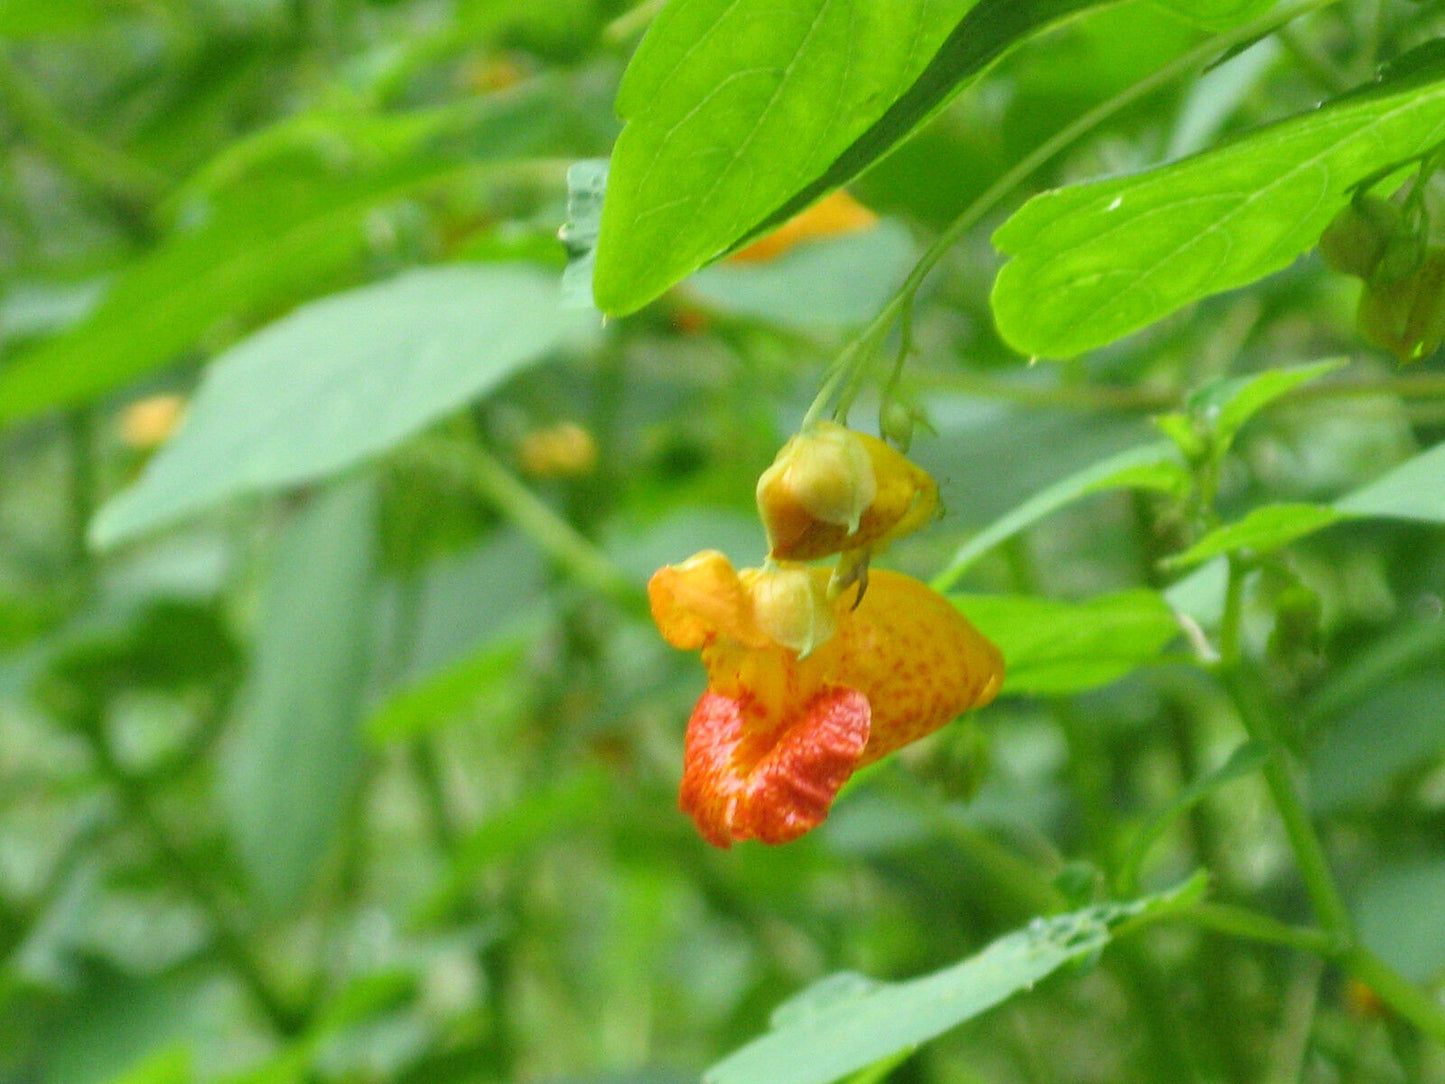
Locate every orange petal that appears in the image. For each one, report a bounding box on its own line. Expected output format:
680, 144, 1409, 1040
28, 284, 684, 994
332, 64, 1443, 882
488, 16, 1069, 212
648, 550, 769, 651
729, 191, 878, 264
679, 687, 870, 847
809, 570, 1003, 764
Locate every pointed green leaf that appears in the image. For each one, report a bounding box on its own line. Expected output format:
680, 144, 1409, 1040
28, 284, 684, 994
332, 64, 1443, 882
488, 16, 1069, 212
594, 0, 1118, 316
954, 590, 1182, 695
1335, 440, 1445, 523
222, 478, 377, 912
993, 61, 1445, 356
706, 878, 1203, 1084
1161, 503, 1348, 570
91, 265, 594, 549
1191, 358, 1346, 455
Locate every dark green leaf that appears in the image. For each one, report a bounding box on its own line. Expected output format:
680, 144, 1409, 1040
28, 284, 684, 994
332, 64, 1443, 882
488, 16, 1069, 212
954, 590, 1182, 695
91, 265, 594, 549
705, 878, 1203, 1084
1310, 673, 1445, 812
222, 478, 378, 912
993, 68, 1445, 356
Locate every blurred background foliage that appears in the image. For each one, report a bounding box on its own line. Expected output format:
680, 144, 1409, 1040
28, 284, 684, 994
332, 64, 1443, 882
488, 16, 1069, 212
2, 1, 1445, 1083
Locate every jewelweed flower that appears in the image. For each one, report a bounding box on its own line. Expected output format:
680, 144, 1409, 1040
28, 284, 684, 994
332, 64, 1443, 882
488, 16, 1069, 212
650, 551, 1003, 847
756, 420, 938, 563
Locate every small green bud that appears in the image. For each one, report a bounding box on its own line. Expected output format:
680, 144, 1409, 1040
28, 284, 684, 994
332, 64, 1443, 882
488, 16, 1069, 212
1357, 246, 1445, 363
1319, 196, 1404, 279
879, 400, 916, 453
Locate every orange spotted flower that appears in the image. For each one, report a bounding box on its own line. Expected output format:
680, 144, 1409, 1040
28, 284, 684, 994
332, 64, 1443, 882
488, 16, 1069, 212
650, 552, 1003, 847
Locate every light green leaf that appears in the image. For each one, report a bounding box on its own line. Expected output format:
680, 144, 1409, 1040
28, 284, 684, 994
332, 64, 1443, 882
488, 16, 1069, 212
222, 478, 377, 912
1161, 503, 1347, 570
91, 265, 593, 549
932, 441, 1182, 591
1335, 439, 1445, 523
705, 878, 1203, 1084
954, 590, 1182, 695
594, 0, 1117, 316
1191, 358, 1346, 455
1149, 0, 1276, 30
992, 62, 1445, 356
0, 0, 104, 35
683, 220, 917, 329
1356, 861, 1445, 984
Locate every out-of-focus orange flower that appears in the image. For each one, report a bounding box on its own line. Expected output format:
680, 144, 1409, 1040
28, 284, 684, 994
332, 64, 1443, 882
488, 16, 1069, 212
650, 551, 1003, 847
517, 421, 599, 479
756, 420, 937, 563
729, 190, 878, 264
120, 394, 186, 449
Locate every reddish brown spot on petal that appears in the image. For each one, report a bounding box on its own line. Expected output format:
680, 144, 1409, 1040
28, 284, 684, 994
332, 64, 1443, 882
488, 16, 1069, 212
678, 688, 871, 847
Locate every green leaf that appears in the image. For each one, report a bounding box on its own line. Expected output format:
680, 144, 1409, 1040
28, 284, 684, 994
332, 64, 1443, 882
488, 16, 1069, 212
1335, 440, 1445, 523
705, 878, 1203, 1084
1119, 740, 1266, 891
1356, 860, 1445, 984
1160, 503, 1347, 570
1310, 673, 1445, 812
954, 589, 1181, 695
594, 0, 1116, 316
366, 635, 529, 743
1149, 0, 1276, 30
0, 86, 562, 427
0, 164, 426, 426
37, 961, 211, 1084
0, 0, 104, 35
91, 265, 594, 549
992, 65, 1445, 357
932, 441, 1182, 591
1190, 358, 1346, 456
222, 478, 377, 912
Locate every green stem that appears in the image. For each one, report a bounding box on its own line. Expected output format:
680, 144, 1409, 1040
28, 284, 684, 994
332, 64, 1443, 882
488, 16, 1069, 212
1177, 901, 1339, 957
1345, 946, 1445, 1048
0, 48, 165, 228
1219, 665, 1352, 941
466, 444, 646, 612
802, 0, 1347, 425
84, 715, 303, 1034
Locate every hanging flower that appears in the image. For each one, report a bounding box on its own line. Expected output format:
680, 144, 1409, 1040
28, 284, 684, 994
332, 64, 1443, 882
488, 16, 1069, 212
650, 551, 1003, 847
756, 420, 937, 564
